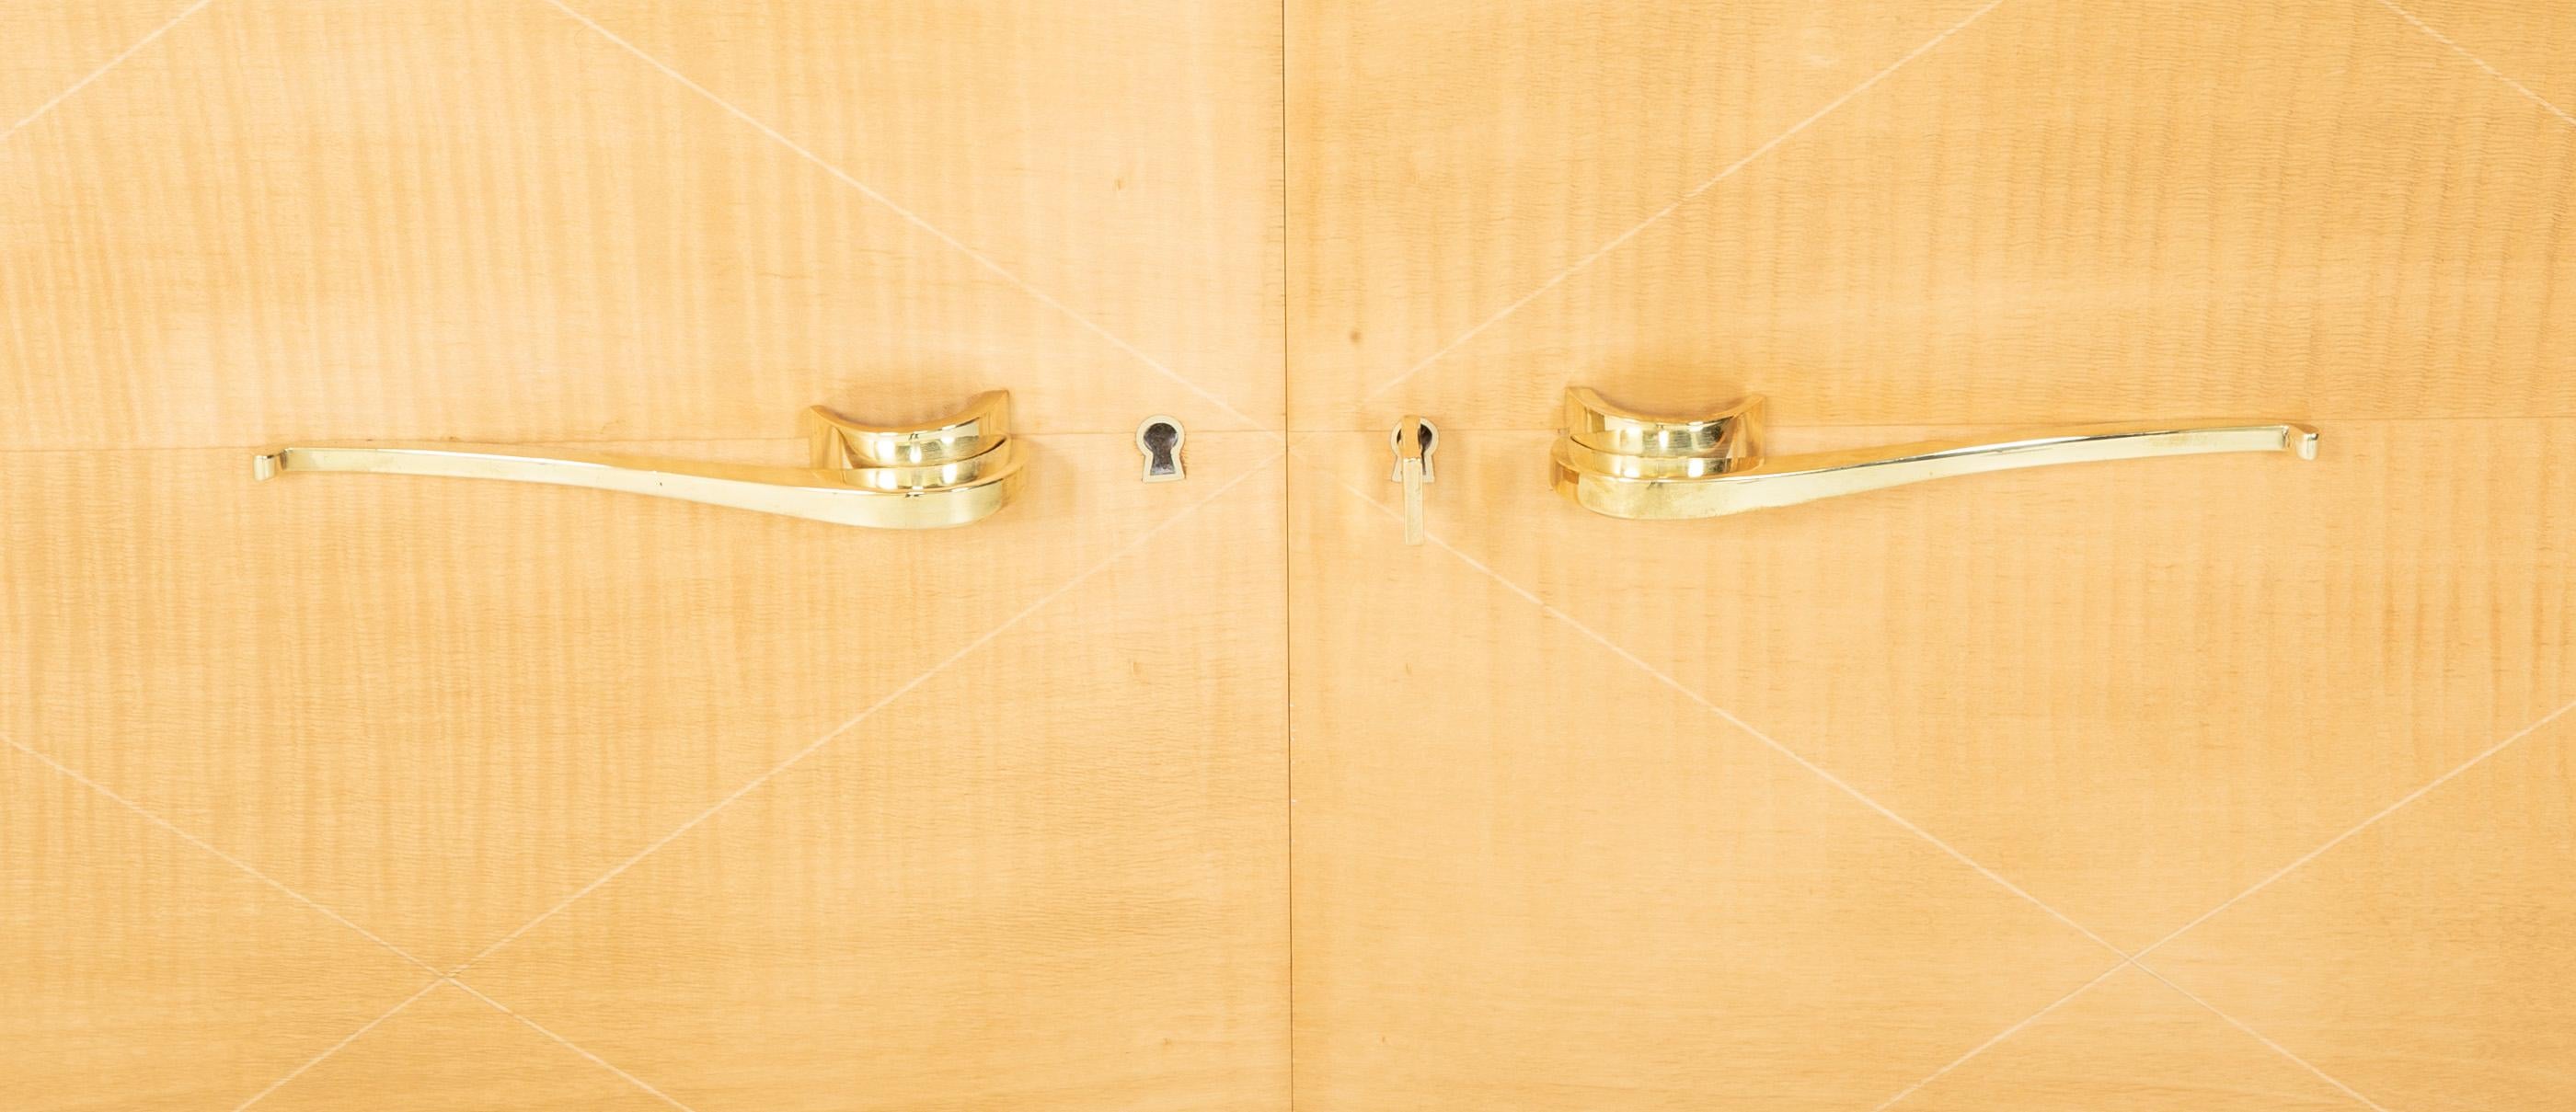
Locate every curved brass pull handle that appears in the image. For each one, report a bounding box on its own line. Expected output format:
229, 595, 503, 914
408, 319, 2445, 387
255, 392, 1022, 529
1553, 387, 2317, 521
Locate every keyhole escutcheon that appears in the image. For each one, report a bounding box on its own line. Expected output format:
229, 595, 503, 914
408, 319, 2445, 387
1138, 417, 1185, 482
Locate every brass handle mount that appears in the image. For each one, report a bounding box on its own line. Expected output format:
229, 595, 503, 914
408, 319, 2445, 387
1553, 387, 2317, 520
254, 392, 1022, 529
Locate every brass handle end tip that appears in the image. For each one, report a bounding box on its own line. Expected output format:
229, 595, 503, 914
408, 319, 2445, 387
251, 453, 282, 481
2289, 426, 2320, 460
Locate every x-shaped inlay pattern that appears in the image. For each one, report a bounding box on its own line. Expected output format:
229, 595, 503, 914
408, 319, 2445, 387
1315, 462, 2576, 1111
10, 447, 1280, 1110
6, 0, 2570, 1106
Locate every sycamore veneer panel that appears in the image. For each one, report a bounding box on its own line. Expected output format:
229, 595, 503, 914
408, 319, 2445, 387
247, 984, 675, 1112
1288, 417, 2571, 1108
0, 0, 1278, 450
0, 0, 199, 132
1293, 421, 2573, 954
1895, 967, 2357, 1111
1295, 0, 2576, 430
463, 455, 1288, 1110
0, 752, 430, 1110
1288, 435, 2119, 1110
2389, 0, 2576, 119
560, 0, 1286, 430
2154, 730, 2576, 1112
1, 435, 1286, 1109
0, 434, 1281, 968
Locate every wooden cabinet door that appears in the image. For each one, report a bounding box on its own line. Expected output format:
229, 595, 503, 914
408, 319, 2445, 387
1289, 1, 2574, 1109
10, 0, 2574, 1108
1, 2, 1284, 1108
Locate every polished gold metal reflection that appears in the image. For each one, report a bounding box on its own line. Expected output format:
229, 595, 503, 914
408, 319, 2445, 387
1553, 387, 2317, 521
254, 392, 1023, 529
804, 390, 1011, 468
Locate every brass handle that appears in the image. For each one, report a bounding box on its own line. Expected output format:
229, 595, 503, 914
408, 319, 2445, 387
255, 392, 1023, 529
1553, 387, 2317, 521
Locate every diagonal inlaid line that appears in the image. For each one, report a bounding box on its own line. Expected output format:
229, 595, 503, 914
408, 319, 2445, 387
230, 979, 445, 1111
1302, 461, 2442, 1111
4, 735, 440, 978
1869, 959, 2129, 1111
1872, 693, 2576, 1106
214, 452, 1277, 1106
229, 974, 694, 1110
2369, 0, 2576, 130
2133, 692, 2576, 965
1357, 0, 2010, 407
0, 0, 221, 147
6, 734, 686, 1109
10, 452, 1277, 1106
448, 979, 699, 1110
454, 447, 1286, 972
17, 2, 1282, 1106
2127, 963, 2393, 1111
536, 0, 1270, 430
1301, 458, 2123, 957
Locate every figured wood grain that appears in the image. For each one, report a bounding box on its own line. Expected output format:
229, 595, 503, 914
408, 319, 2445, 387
7, 0, 2576, 1106
2388, 0, 2576, 118
0, 435, 1289, 1109
553, 0, 1287, 430
1288, 419, 2576, 1109
0, 753, 433, 1110
0, 0, 1288, 1107
2152, 733, 2576, 1112
0, 0, 1282, 450
1287, 0, 2576, 1106
1893, 967, 2361, 1111
1292, 0, 2576, 431
0, 0, 202, 132
248, 984, 679, 1112
460, 466, 1288, 1110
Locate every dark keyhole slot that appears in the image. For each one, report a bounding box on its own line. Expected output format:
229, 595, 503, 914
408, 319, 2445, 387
1143, 421, 1180, 476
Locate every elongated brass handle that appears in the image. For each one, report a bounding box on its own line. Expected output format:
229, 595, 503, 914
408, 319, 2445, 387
255, 392, 1022, 529
1553, 387, 2316, 521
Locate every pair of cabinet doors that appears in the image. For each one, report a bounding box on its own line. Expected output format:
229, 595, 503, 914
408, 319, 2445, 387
5, 1, 2572, 1109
